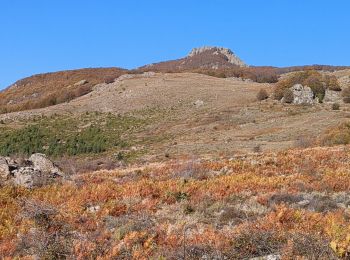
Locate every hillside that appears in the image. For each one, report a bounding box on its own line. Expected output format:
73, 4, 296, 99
0, 47, 350, 258
0, 67, 127, 113
1, 47, 349, 114
1, 146, 350, 258
1, 72, 350, 170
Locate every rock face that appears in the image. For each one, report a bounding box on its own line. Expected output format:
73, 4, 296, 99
0, 157, 11, 180
290, 84, 316, 105
0, 154, 64, 188
188, 46, 247, 67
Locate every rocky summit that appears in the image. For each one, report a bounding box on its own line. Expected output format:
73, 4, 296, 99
188, 46, 248, 67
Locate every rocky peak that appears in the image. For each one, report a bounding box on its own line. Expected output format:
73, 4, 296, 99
188, 46, 247, 67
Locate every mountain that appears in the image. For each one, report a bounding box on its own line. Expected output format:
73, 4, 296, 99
140, 46, 247, 72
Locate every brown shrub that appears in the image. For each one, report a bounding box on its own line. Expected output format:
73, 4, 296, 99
104, 77, 116, 84
332, 103, 340, 110
283, 89, 294, 103
231, 229, 285, 259
257, 89, 269, 101
319, 123, 350, 146
325, 75, 341, 91
294, 135, 314, 148
283, 233, 337, 259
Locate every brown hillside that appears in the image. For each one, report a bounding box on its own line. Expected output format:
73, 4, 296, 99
0, 67, 127, 113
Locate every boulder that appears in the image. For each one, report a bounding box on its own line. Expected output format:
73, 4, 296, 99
13, 167, 39, 188
0, 153, 64, 188
193, 100, 204, 107
0, 157, 10, 180
29, 153, 64, 177
324, 89, 342, 103
291, 84, 315, 105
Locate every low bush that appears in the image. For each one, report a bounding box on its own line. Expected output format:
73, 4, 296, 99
332, 103, 340, 110
283, 89, 294, 103
257, 89, 269, 101
319, 123, 350, 146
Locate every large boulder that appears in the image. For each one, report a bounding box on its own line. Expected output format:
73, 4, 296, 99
0, 153, 64, 188
13, 167, 41, 189
324, 89, 342, 103
29, 153, 64, 177
0, 157, 10, 180
291, 84, 315, 105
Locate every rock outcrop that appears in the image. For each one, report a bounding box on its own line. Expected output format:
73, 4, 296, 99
323, 89, 342, 103
291, 84, 315, 105
282, 84, 316, 105
188, 46, 247, 67
0, 154, 64, 188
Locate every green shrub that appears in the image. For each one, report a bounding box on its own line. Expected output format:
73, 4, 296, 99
0, 114, 145, 157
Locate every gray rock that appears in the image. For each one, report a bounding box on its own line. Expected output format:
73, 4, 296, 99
1, 154, 64, 188
324, 89, 342, 103
86, 205, 101, 213
194, 99, 204, 107
250, 254, 281, 260
29, 153, 64, 177
0, 157, 10, 180
291, 84, 315, 105
13, 167, 40, 188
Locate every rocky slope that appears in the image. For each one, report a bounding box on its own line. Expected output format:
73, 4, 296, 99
140, 46, 247, 71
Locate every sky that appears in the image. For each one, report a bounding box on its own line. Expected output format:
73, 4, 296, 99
0, 0, 350, 89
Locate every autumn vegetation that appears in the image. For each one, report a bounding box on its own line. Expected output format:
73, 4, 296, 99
1, 146, 350, 258
0, 68, 127, 114
273, 70, 341, 102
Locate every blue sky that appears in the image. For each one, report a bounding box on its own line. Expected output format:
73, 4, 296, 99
0, 0, 349, 89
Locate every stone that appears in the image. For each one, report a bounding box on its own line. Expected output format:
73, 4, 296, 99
193, 100, 204, 107
74, 79, 88, 86
297, 200, 310, 207
324, 89, 342, 103
249, 255, 281, 260
0, 157, 10, 180
86, 205, 101, 213
291, 84, 315, 105
13, 167, 40, 188
0, 154, 65, 188
29, 153, 64, 177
